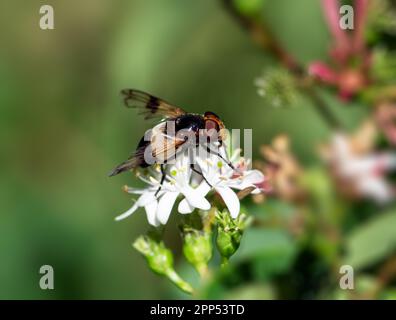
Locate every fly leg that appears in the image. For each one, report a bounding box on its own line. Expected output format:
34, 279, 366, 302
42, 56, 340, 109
155, 164, 166, 196
206, 146, 235, 170
190, 164, 212, 188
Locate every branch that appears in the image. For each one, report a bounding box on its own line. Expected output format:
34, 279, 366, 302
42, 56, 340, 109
221, 0, 343, 130
222, 0, 302, 75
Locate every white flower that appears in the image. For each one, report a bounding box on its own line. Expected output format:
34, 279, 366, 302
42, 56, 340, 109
329, 133, 396, 203
115, 144, 265, 225
115, 154, 210, 226
156, 155, 210, 224
226, 150, 265, 195
179, 147, 265, 218
115, 173, 163, 226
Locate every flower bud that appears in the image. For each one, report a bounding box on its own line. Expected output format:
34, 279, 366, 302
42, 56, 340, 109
180, 211, 213, 278
133, 235, 173, 275
255, 68, 300, 108
215, 210, 252, 263
133, 235, 193, 294
216, 226, 242, 260
182, 231, 212, 277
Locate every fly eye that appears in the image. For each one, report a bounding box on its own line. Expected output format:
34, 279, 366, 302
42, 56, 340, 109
204, 111, 220, 118
205, 120, 218, 131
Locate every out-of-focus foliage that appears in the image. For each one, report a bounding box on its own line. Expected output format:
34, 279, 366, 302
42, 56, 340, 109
1, 0, 396, 300
345, 210, 396, 269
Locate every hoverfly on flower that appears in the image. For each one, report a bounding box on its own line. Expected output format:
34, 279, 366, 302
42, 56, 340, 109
109, 90, 235, 188
109, 89, 265, 225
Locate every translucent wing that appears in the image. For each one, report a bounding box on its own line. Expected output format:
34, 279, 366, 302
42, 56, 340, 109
121, 89, 187, 120
150, 129, 188, 163
108, 144, 148, 176
108, 123, 188, 176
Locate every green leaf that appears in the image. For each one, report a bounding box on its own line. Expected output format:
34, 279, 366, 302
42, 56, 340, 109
246, 198, 295, 221
344, 209, 396, 269
234, 228, 296, 280
381, 288, 396, 300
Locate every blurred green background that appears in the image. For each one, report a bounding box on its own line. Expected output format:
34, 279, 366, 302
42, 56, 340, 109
0, 0, 373, 299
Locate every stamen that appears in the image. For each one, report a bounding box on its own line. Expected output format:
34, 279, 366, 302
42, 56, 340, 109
149, 176, 159, 184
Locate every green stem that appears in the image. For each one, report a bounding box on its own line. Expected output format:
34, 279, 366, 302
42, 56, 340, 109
197, 264, 211, 281
303, 86, 342, 130
221, 256, 229, 268
166, 270, 194, 295
221, 0, 302, 74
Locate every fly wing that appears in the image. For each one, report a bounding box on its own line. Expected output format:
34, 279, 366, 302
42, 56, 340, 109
121, 89, 187, 120
108, 122, 187, 176
150, 131, 187, 164
108, 144, 148, 176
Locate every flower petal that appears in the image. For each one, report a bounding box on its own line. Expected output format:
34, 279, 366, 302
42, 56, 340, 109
137, 192, 156, 206
157, 192, 179, 224
229, 170, 265, 191
243, 170, 265, 185
178, 199, 194, 214
308, 61, 338, 84
178, 180, 212, 213
357, 177, 393, 203
216, 186, 240, 219
145, 201, 159, 226
181, 186, 211, 211
115, 202, 139, 221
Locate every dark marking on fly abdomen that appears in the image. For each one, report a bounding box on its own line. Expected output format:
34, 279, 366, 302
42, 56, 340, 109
175, 114, 205, 132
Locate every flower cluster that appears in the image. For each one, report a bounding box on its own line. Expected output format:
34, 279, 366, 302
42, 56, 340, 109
116, 145, 265, 225
308, 0, 370, 100
375, 102, 396, 146
255, 135, 303, 202
321, 121, 396, 203
254, 68, 301, 108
